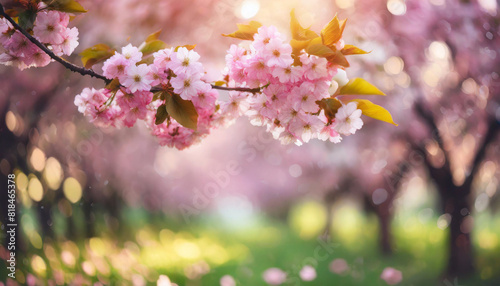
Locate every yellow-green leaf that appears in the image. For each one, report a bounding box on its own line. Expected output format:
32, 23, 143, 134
321, 15, 347, 47
165, 93, 198, 130
145, 30, 162, 43
305, 38, 350, 67
341, 45, 369, 56
174, 45, 197, 52
351, 99, 398, 126
79, 44, 116, 69
141, 40, 166, 55
305, 37, 335, 58
290, 39, 312, 53
214, 81, 226, 86
290, 9, 318, 41
222, 21, 262, 40
44, 0, 87, 13
105, 78, 120, 92
338, 78, 385, 96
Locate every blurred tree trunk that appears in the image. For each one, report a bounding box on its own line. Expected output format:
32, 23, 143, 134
445, 185, 474, 275
37, 201, 54, 238
376, 207, 392, 255
414, 101, 499, 277
83, 193, 95, 238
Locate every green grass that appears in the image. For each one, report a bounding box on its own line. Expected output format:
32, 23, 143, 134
1, 203, 500, 285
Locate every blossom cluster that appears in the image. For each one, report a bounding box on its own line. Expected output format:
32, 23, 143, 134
74, 44, 219, 149
0, 9, 79, 69
223, 25, 364, 146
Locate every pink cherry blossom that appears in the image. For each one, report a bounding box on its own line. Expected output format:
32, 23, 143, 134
102, 54, 131, 80
121, 44, 143, 64
334, 102, 363, 135
0, 53, 28, 70
30, 47, 52, 67
264, 38, 293, 68
122, 64, 153, 93
157, 275, 178, 286
380, 267, 403, 285
170, 73, 207, 100
33, 11, 65, 44
288, 112, 324, 143
153, 48, 175, 71
253, 26, 282, 50
299, 265, 317, 281
219, 275, 236, 286
329, 258, 350, 274
171, 47, 203, 76
4, 31, 33, 57
302, 55, 329, 80
271, 65, 302, 83
290, 82, 321, 113
54, 27, 79, 56
262, 268, 287, 285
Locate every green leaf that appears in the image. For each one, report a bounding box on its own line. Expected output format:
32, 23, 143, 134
44, 0, 87, 13
351, 99, 398, 126
338, 78, 385, 96
140, 30, 167, 55
141, 40, 166, 55
290, 9, 318, 41
155, 104, 169, 125
18, 10, 37, 30
341, 45, 369, 56
321, 15, 347, 47
222, 21, 262, 40
79, 44, 116, 69
165, 93, 198, 130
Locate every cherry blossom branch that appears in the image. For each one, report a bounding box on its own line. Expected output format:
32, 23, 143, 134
0, 3, 109, 82
0, 4, 263, 94
210, 85, 262, 93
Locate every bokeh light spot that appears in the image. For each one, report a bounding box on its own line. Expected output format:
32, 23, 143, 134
336, 0, 355, 9
28, 177, 44, 202
31, 255, 47, 277
44, 157, 63, 190
6, 111, 17, 132
63, 177, 82, 204
289, 164, 302, 178
30, 147, 46, 172
384, 56, 404, 75
289, 201, 327, 239
387, 0, 406, 15
239, 0, 260, 19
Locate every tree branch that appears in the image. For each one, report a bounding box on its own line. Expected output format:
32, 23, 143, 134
210, 85, 262, 93
464, 116, 500, 188
0, 4, 263, 94
414, 99, 452, 172
0, 3, 110, 82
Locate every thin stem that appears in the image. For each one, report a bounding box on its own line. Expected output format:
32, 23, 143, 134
210, 85, 262, 93
0, 4, 263, 94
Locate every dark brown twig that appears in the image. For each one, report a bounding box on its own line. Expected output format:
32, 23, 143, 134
0, 4, 263, 94
0, 3, 110, 82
